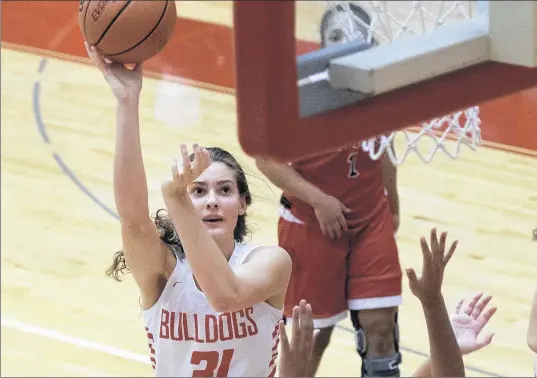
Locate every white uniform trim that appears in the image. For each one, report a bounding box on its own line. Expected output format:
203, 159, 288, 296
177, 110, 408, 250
348, 295, 403, 311
310, 295, 402, 329
279, 206, 305, 224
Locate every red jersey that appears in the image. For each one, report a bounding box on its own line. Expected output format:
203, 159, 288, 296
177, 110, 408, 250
282, 144, 387, 227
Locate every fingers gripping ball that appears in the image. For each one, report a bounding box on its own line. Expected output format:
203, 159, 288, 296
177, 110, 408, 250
78, 0, 177, 64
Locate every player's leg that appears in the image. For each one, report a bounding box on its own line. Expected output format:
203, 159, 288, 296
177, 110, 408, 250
350, 307, 400, 377
347, 203, 403, 377
278, 209, 348, 377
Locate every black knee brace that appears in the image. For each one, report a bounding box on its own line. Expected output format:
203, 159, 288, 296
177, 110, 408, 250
350, 310, 402, 377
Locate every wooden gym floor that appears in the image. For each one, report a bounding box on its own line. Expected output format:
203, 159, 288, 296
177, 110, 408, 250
2, 1, 536, 377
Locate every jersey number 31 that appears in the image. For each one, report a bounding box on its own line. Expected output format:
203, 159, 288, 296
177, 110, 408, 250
191, 349, 235, 377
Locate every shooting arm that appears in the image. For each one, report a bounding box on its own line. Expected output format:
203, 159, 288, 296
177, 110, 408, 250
164, 195, 291, 313
114, 99, 170, 301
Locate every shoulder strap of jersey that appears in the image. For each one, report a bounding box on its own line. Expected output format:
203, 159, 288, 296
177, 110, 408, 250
232, 243, 279, 267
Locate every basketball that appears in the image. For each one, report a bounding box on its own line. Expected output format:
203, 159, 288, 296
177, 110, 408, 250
78, 0, 177, 64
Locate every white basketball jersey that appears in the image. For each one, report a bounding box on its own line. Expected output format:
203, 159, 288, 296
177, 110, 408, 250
143, 243, 282, 377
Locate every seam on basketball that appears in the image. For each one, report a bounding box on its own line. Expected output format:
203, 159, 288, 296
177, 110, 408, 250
93, 0, 133, 47
82, 0, 92, 42
107, 0, 169, 57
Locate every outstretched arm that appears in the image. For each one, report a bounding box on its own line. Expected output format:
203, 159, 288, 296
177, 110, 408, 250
407, 228, 465, 377
418, 296, 464, 377
86, 44, 172, 306
413, 293, 496, 377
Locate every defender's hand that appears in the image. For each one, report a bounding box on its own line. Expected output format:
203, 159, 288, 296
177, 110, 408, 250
451, 293, 496, 355
406, 228, 458, 305
278, 300, 319, 377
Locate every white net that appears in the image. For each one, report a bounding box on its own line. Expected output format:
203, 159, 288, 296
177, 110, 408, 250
323, 1, 483, 165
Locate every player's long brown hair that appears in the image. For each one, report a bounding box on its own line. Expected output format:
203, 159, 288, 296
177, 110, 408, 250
106, 147, 253, 282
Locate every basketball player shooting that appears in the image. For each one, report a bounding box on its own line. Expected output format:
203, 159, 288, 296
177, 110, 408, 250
84, 42, 293, 377
255, 4, 402, 377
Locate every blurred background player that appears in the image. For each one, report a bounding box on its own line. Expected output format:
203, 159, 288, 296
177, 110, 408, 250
85, 43, 292, 377
256, 4, 401, 377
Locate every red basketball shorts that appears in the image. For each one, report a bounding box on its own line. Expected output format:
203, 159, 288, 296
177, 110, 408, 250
279, 201, 402, 328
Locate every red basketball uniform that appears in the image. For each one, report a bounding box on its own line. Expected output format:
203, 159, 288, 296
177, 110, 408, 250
279, 144, 402, 328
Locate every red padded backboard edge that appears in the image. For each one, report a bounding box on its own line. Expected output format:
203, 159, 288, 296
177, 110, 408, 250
233, 1, 537, 162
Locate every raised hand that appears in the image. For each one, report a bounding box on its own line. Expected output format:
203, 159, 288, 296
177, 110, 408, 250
161, 143, 211, 199
450, 293, 497, 355
278, 300, 319, 378
406, 228, 458, 304
84, 41, 143, 103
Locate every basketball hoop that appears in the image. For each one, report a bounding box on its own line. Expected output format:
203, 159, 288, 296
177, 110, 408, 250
326, 1, 483, 165
233, 1, 537, 162
361, 106, 482, 165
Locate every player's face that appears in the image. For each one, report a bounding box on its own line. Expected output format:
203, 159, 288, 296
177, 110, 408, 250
323, 11, 367, 47
188, 162, 246, 241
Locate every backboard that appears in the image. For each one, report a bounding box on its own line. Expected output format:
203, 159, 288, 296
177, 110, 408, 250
234, 1, 537, 162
